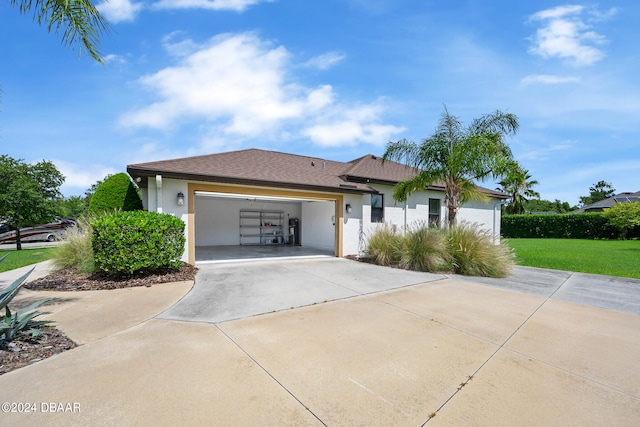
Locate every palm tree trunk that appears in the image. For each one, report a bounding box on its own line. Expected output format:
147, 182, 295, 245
445, 186, 459, 228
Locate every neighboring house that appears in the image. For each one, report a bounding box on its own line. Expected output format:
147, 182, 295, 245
126, 149, 508, 264
572, 191, 640, 213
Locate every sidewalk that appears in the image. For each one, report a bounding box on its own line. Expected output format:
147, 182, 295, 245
0, 260, 57, 288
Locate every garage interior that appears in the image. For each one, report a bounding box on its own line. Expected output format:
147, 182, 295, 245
194, 191, 336, 262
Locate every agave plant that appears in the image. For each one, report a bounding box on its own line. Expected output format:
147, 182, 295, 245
0, 255, 55, 345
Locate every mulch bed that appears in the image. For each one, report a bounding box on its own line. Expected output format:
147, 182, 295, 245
25, 262, 198, 291
0, 327, 77, 375
2, 263, 198, 376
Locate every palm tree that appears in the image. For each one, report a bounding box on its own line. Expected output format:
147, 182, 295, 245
498, 165, 540, 214
9, 0, 110, 63
382, 106, 519, 227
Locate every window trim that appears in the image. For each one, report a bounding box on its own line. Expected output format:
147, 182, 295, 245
428, 198, 440, 226
371, 193, 384, 223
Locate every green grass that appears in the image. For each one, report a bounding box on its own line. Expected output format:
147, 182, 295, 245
505, 239, 640, 279
0, 248, 57, 272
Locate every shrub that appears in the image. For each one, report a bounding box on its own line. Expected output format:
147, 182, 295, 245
52, 215, 96, 274
0, 255, 54, 345
399, 222, 450, 272
501, 213, 619, 239
366, 223, 402, 266
448, 222, 514, 278
91, 210, 185, 277
602, 202, 640, 239
88, 173, 143, 215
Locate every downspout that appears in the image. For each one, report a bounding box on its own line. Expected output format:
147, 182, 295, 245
404, 199, 408, 232
156, 175, 163, 213
492, 199, 507, 244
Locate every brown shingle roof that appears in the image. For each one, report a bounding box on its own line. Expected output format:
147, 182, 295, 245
343, 154, 418, 184
127, 149, 376, 194
127, 148, 509, 198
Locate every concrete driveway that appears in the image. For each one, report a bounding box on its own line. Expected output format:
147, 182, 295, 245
159, 258, 446, 323
1, 258, 639, 426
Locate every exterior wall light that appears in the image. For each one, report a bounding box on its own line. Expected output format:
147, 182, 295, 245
177, 192, 185, 206
345, 203, 352, 214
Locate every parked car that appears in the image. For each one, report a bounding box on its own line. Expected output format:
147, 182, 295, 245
0, 218, 76, 244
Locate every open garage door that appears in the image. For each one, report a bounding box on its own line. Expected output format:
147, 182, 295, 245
188, 184, 341, 263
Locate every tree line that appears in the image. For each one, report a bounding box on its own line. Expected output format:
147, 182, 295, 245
0, 155, 126, 249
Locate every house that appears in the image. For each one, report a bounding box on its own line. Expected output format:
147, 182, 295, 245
572, 191, 640, 213
126, 149, 508, 264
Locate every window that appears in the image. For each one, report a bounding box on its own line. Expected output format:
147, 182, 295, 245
429, 198, 440, 226
371, 194, 384, 223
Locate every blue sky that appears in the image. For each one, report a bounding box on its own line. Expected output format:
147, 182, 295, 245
1, 0, 638, 205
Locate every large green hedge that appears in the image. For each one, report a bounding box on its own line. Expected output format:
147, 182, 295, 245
89, 173, 143, 215
92, 211, 185, 276
501, 213, 640, 239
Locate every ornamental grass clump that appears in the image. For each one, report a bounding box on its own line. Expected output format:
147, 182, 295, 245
366, 223, 402, 266
399, 222, 451, 272
447, 221, 514, 278
52, 215, 96, 274
365, 220, 513, 278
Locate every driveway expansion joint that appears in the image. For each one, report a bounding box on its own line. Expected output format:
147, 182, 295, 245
421, 272, 576, 424
214, 323, 328, 426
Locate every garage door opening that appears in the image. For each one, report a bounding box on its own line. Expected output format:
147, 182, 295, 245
193, 191, 337, 263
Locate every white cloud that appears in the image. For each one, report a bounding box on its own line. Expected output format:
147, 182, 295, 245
53, 159, 118, 195
121, 32, 401, 147
302, 103, 405, 147
97, 0, 143, 23
103, 54, 127, 65
518, 141, 575, 162
302, 51, 346, 70
153, 0, 273, 11
528, 5, 616, 66
520, 74, 581, 86
531, 4, 583, 20
161, 32, 205, 57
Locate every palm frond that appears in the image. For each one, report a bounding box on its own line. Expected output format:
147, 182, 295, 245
382, 139, 421, 167
11, 0, 111, 63
469, 110, 519, 136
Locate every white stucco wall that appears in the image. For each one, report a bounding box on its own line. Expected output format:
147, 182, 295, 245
342, 194, 366, 256
340, 185, 446, 256
301, 200, 335, 251
457, 199, 503, 243
339, 184, 503, 256
145, 176, 189, 262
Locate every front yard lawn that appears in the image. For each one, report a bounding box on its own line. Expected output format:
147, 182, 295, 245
506, 238, 640, 279
0, 247, 56, 272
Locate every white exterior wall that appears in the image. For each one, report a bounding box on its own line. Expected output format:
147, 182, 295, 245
363, 184, 446, 231
340, 184, 447, 256
301, 200, 335, 251
457, 199, 503, 243
145, 176, 189, 262
342, 194, 366, 256
339, 184, 503, 256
